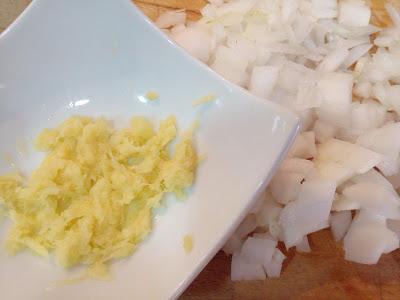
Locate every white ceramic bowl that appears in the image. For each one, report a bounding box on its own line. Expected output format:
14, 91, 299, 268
0, 0, 299, 299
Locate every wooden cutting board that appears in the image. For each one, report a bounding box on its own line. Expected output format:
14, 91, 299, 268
1, 1, 399, 299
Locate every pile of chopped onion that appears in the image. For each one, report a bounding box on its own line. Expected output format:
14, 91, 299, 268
157, 0, 400, 280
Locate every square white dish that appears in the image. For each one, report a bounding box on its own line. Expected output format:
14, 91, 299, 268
0, 0, 299, 299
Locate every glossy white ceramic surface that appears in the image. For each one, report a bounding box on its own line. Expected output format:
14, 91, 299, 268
0, 1, 299, 299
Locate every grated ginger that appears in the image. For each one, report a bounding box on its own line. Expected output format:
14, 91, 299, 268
183, 234, 194, 253
145, 91, 159, 101
0, 115, 197, 276
192, 94, 216, 107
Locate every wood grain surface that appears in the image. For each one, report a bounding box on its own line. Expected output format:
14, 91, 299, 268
1, 1, 400, 299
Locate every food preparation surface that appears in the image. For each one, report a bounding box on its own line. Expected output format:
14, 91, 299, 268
1, 1, 399, 299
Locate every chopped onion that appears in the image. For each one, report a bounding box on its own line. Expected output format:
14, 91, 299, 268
248, 66, 280, 98
231, 252, 266, 281
235, 214, 258, 238
311, 0, 337, 19
241, 237, 277, 265
316, 161, 354, 185
223, 234, 244, 255
295, 235, 311, 252
172, 26, 212, 63
279, 158, 316, 178
351, 169, 394, 190
386, 3, 400, 29
388, 173, 400, 190
387, 219, 400, 238
330, 211, 352, 241
343, 211, 399, 264
317, 48, 349, 72
313, 120, 338, 144
385, 85, 400, 115
155, 10, 186, 29
167, 0, 400, 279
287, 131, 316, 159
350, 101, 386, 130
270, 171, 303, 205
333, 182, 400, 219
353, 81, 372, 99
316, 138, 383, 175
279, 179, 336, 248
338, 0, 371, 27
316, 72, 353, 127
211, 45, 249, 86
264, 249, 286, 277
342, 43, 373, 69
255, 191, 283, 239
357, 122, 400, 176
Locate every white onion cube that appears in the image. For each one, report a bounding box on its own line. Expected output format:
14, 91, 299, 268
231, 252, 266, 281
241, 237, 277, 265
344, 212, 399, 264
279, 179, 336, 248
330, 211, 352, 241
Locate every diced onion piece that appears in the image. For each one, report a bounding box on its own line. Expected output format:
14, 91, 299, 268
270, 171, 303, 205
292, 15, 315, 43
279, 158, 316, 178
168, 0, 400, 275
335, 127, 365, 144
316, 161, 354, 185
208, 0, 223, 7
296, 77, 320, 110
172, 26, 212, 63
235, 214, 258, 238
248, 66, 279, 99
227, 35, 258, 64
388, 173, 400, 190
281, 0, 299, 22
357, 123, 400, 176
330, 211, 352, 241
316, 72, 353, 128
298, 109, 318, 132
353, 81, 372, 99
333, 183, 400, 219
216, 0, 257, 18
211, 45, 249, 86
342, 43, 372, 69
350, 169, 394, 190
155, 10, 186, 29
386, 3, 400, 29
316, 138, 383, 175
317, 48, 349, 72
343, 212, 399, 264
231, 252, 266, 281
350, 101, 386, 130
287, 131, 317, 159
387, 219, 400, 239
385, 85, 400, 116
255, 191, 283, 239
201, 4, 218, 19
338, 0, 371, 27
264, 249, 286, 278
223, 234, 244, 255
313, 120, 338, 144
171, 24, 186, 35
295, 235, 311, 253
311, 0, 337, 19
241, 237, 277, 265
279, 179, 336, 248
